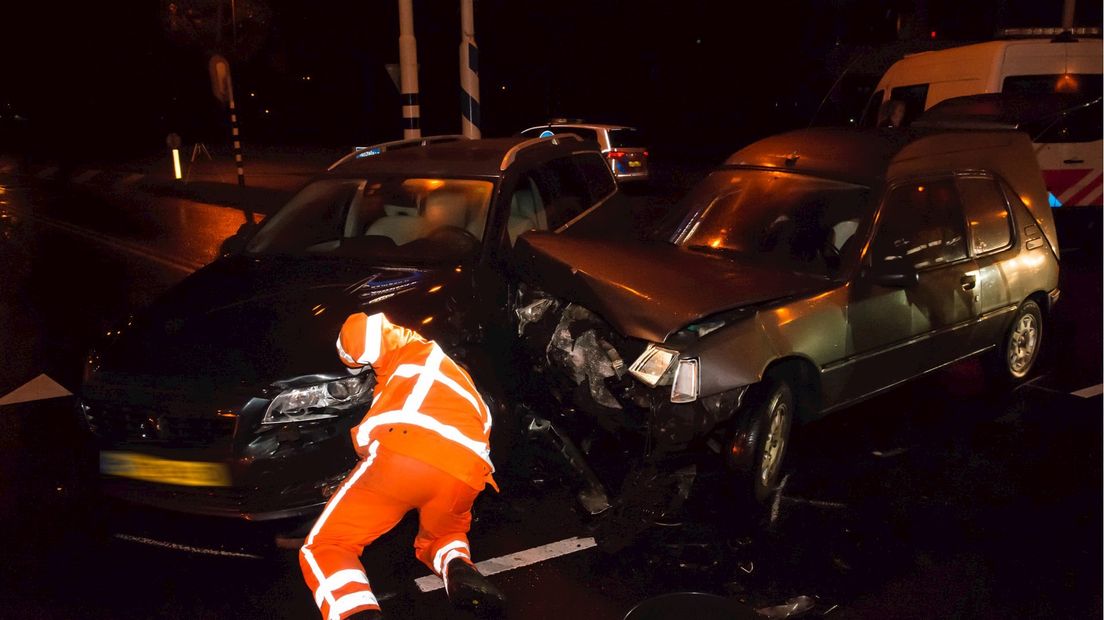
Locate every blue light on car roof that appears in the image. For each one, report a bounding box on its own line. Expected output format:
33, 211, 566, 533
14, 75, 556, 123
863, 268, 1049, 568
356, 147, 382, 159
1048, 191, 1062, 208
539, 130, 554, 138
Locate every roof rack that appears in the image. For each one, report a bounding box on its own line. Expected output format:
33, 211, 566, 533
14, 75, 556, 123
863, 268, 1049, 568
499, 134, 584, 171
997, 26, 1100, 39
327, 135, 468, 170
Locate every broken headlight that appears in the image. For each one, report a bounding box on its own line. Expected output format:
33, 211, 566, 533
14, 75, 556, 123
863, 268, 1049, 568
628, 344, 678, 386
262, 372, 374, 425
670, 358, 700, 403
516, 297, 556, 336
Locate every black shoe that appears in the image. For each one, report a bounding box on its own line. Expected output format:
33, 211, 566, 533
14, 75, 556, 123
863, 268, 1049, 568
444, 558, 505, 615
346, 609, 383, 620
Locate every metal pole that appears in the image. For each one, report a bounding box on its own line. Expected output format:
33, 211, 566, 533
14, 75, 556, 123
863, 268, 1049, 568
398, 0, 421, 139
1062, 0, 1075, 30
228, 88, 246, 188
459, 0, 481, 138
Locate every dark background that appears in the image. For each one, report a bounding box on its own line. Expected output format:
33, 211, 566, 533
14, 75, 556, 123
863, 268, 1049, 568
1, 1, 1101, 161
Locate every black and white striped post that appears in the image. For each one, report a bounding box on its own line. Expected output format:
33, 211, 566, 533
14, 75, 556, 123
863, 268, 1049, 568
397, 0, 421, 139
459, 0, 480, 138
228, 91, 245, 187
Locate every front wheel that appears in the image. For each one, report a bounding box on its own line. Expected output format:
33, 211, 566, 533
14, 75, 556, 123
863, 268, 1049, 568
988, 299, 1044, 383
727, 378, 794, 505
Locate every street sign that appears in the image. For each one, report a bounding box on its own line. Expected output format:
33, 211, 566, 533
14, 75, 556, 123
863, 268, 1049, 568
208, 54, 233, 105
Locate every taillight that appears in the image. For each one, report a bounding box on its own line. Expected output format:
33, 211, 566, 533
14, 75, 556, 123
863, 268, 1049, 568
606, 150, 626, 160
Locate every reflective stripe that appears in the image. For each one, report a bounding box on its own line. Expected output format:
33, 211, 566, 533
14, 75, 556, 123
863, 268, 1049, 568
403, 345, 445, 414
433, 540, 470, 575
393, 363, 485, 420
329, 590, 380, 619
440, 548, 470, 590
355, 410, 492, 467
358, 313, 384, 365
314, 569, 370, 607
301, 547, 335, 612
305, 441, 379, 547
335, 336, 356, 367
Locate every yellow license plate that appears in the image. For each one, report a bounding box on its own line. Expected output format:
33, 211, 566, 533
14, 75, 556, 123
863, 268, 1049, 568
100, 451, 231, 487
628, 160, 642, 168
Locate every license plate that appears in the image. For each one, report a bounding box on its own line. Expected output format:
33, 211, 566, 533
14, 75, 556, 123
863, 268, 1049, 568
100, 451, 231, 487
628, 160, 642, 168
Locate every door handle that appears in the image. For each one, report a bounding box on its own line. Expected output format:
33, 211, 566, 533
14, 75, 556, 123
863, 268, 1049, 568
960, 274, 976, 291
1063, 158, 1085, 164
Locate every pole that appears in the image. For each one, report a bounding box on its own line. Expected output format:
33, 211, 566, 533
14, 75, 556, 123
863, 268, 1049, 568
228, 88, 246, 188
1062, 0, 1075, 30
459, 0, 481, 138
398, 0, 421, 139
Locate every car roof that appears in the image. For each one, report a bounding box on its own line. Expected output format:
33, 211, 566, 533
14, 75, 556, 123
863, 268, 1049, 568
525, 123, 637, 131
327, 136, 589, 178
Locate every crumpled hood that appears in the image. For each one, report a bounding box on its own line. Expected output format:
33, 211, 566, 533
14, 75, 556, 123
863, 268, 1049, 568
92, 255, 457, 392
515, 233, 832, 342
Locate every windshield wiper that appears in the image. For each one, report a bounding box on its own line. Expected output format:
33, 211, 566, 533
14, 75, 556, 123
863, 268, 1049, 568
684, 244, 745, 259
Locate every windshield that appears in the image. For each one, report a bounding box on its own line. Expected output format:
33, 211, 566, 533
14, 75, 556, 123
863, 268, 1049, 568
654, 169, 871, 277
245, 176, 494, 262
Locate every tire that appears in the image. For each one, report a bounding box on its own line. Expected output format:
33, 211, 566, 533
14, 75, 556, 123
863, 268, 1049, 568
989, 299, 1044, 383
726, 378, 795, 505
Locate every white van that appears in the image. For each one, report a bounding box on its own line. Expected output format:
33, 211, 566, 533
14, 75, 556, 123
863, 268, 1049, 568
867, 36, 1103, 209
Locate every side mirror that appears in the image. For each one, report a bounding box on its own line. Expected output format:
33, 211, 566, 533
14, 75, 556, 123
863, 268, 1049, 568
864, 260, 918, 288
219, 220, 260, 256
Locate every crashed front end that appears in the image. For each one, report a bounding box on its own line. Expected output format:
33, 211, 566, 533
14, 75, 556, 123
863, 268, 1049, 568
513, 285, 748, 490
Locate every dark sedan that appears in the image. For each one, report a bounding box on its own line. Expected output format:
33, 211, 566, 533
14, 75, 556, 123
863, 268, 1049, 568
79, 135, 618, 525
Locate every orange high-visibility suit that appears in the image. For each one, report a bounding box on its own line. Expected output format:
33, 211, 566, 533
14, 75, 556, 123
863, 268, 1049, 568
299, 312, 497, 620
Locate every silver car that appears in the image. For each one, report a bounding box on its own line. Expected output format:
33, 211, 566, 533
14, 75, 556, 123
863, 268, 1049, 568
520, 121, 649, 183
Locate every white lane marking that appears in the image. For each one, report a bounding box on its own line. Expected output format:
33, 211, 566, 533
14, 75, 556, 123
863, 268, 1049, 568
116, 172, 145, 186
112, 534, 264, 559
36, 166, 58, 179
73, 169, 101, 183
1072, 383, 1103, 399
414, 536, 597, 593
0, 374, 72, 406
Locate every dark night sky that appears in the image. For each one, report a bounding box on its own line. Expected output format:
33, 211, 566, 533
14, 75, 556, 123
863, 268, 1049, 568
0, 1, 1100, 160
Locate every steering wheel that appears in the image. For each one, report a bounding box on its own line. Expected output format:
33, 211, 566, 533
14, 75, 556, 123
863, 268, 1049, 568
428, 225, 480, 246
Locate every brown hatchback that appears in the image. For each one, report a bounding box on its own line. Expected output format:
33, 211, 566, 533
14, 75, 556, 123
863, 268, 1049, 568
511, 126, 1060, 513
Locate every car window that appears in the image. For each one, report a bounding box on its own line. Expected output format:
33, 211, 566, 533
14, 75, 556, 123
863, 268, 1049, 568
957, 176, 1013, 255
657, 169, 870, 277
888, 83, 929, 127
246, 177, 493, 261
860, 89, 884, 127
529, 155, 608, 230
608, 128, 645, 149
1028, 98, 1103, 143
871, 179, 967, 270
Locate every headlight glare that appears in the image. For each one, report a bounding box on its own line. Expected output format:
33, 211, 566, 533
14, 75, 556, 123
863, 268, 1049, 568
670, 358, 700, 403
629, 344, 678, 386
262, 373, 373, 425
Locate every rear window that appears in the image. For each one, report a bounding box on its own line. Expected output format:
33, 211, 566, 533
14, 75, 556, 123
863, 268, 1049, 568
1003, 74, 1103, 100
553, 127, 599, 143
608, 128, 646, 149
888, 84, 930, 127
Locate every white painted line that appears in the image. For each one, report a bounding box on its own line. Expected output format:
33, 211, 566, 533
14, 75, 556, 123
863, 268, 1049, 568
0, 374, 72, 406
73, 169, 101, 183
36, 166, 58, 179
1072, 383, 1103, 399
113, 534, 264, 559
414, 536, 596, 593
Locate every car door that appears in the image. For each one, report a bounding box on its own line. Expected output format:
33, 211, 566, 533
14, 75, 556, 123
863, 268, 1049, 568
839, 177, 978, 402
956, 174, 1019, 352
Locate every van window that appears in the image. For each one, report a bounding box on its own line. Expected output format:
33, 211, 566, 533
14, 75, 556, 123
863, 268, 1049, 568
1003, 74, 1103, 100
1031, 98, 1103, 144
860, 90, 884, 127
957, 176, 1013, 256
889, 84, 930, 127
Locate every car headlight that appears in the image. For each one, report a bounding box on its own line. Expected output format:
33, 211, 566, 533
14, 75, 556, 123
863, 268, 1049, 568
628, 344, 678, 386
670, 358, 700, 403
262, 372, 374, 425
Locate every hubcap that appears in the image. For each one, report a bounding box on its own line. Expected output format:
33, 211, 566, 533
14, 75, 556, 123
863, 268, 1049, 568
760, 395, 787, 485
1008, 313, 1039, 377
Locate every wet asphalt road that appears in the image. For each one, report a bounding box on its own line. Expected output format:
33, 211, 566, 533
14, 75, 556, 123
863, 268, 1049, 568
0, 173, 1100, 619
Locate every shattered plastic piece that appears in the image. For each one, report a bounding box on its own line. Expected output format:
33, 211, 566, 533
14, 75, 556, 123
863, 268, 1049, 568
756, 595, 817, 619
546, 304, 624, 409
516, 297, 555, 336
738, 560, 755, 574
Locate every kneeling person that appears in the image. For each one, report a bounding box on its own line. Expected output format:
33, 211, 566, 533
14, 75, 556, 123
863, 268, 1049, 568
300, 312, 504, 619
